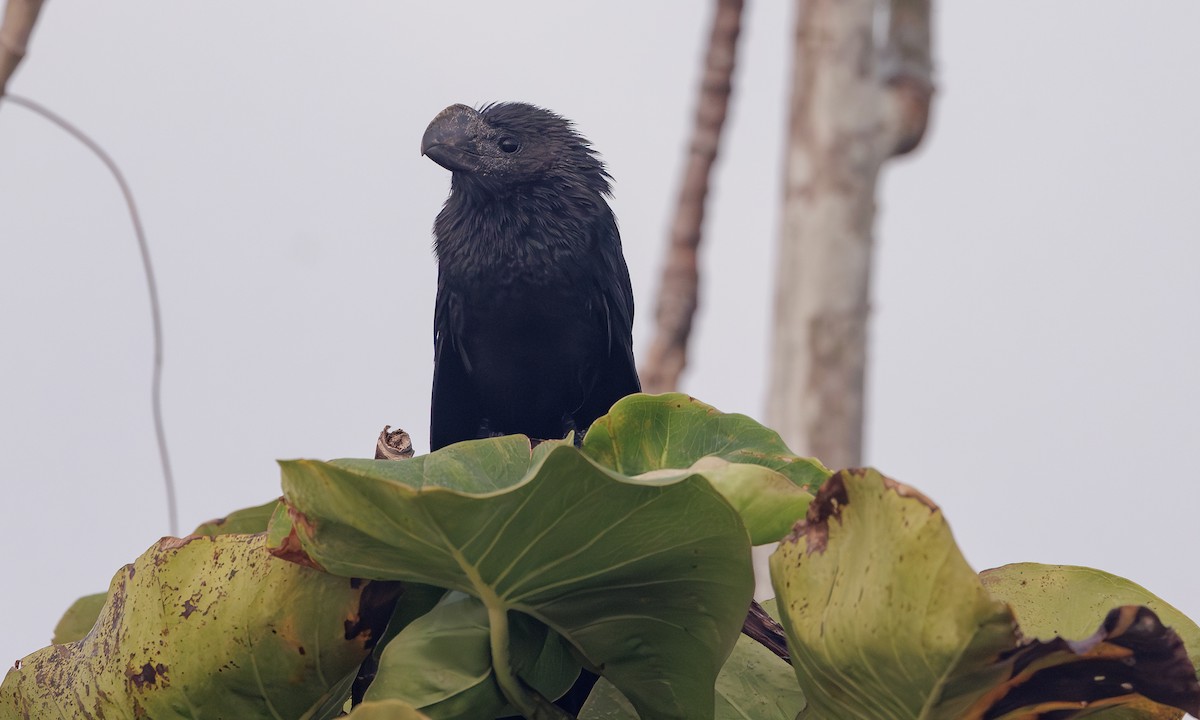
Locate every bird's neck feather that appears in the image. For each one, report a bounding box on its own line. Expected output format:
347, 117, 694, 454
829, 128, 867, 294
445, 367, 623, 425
435, 175, 605, 274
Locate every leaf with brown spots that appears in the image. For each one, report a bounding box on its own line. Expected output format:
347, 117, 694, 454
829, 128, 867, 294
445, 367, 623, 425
1, 534, 375, 719
981, 563, 1200, 720
965, 606, 1199, 719
770, 469, 1200, 719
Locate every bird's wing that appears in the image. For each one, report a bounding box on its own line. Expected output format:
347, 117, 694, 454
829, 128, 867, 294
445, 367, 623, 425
574, 211, 641, 433
430, 274, 483, 451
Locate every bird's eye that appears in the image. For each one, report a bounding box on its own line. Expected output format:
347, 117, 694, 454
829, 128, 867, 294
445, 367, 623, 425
497, 136, 520, 154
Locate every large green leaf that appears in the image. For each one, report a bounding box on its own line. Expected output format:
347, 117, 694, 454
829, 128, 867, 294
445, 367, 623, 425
982, 563, 1200, 720
583, 393, 827, 543
271, 435, 754, 720
347, 699, 433, 719
770, 469, 1200, 719
370, 581, 448, 662
583, 393, 829, 490
579, 598, 804, 720
366, 591, 579, 719
1, 534, 382, 719
368, 591, 508, 718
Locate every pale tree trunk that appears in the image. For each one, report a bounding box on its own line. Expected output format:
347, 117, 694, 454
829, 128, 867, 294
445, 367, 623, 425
0, 0, 45, 96
641, 0, 743, 393
767, 0, 933, 470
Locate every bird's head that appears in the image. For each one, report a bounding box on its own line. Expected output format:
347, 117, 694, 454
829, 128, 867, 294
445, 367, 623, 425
421, 102, 610, 194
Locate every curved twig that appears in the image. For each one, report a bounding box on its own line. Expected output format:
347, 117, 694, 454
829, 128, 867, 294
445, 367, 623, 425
3, 93, 177, 536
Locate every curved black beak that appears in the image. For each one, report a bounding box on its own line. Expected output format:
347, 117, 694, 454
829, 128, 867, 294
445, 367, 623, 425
421, 104, 484, 173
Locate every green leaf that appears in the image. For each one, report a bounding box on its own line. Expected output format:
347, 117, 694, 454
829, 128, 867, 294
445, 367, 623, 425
371, 581, 449, 662
366, 591, 579, 719
347, 698, 434, 719
272, 437, 754, 720
190, 498, 281, 536
712, 607, 806, 719
583, 393, 829, 490
1, 534, 379, 719
770, 469, 1200, 719
583, 393, 827, 543
50, 592, 107, 644
580, 604, 804, 720
368, 592, 509, 717
650, 456, 816, 545
579, 679, 639, 720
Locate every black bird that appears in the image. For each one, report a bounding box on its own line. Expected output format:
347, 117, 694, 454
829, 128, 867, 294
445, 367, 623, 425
422, 103, 641, 451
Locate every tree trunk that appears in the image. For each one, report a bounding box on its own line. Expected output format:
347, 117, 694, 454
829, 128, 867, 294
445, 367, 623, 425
641, 0, 744, 393
767, 0, 933, 470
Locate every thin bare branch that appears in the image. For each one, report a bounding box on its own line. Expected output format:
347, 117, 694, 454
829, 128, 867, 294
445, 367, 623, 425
3, 93, 177, 536
0, 0, 45, 97
640, 0, 744, 393
742, 599, 791, 664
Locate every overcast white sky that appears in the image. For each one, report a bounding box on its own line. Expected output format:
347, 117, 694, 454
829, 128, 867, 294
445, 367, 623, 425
1, 0, 1198, 681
